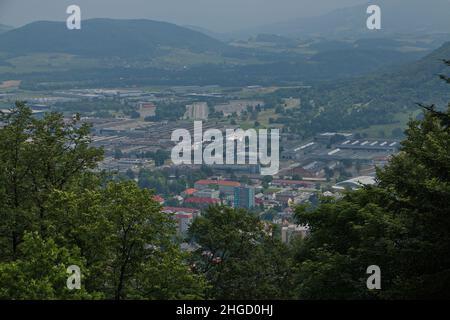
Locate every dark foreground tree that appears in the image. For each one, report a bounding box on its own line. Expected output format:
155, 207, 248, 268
0, 102, 103, 260
0, 103, 207, 299
45, 181, 207, 299
0, 232, 97, 299
188, 206, 293, 299
293, 61, 450, 299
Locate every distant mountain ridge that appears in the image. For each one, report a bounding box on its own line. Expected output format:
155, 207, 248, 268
0, 24, 13, 34
0, 18, 448, 91
236, 0, 450, 38
0, 19, 226, 57
183, 25, 231, 42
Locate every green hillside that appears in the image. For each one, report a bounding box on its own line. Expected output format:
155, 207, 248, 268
0, 19, 446, 89
0, 19, 226, 57
265, 42, 450, 137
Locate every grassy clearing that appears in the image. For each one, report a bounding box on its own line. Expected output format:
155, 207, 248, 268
0, 53, 98, 74
356, 109, 422, 138
238, 108, 280, 128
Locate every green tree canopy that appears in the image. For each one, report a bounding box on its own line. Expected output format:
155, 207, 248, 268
188, 206, 293, 299
0, 103, 207, 299
293, 61, 450, 299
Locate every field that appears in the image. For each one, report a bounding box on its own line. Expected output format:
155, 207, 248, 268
355, 109, 422, 138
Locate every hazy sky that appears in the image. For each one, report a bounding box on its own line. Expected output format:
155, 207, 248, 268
0, 0, 368, 32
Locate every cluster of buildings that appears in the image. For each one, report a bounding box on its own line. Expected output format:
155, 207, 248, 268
152, 176, 319, 242
156, 180, 255, 236
190, 180, 255, 209
280, 132, 400, 183
0, 86, 402, 246
183, 99, 266, 120
149, 128, 400, 243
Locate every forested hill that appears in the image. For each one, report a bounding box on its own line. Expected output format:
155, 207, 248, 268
337, 40, 450, 105
269, 42, 450, 137
0, 19, 227, 57
0, 24, 12, 34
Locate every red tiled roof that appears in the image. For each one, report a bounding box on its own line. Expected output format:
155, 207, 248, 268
195, 180, 240, 187
184, 188, 197, 195
152, 195, 165, 203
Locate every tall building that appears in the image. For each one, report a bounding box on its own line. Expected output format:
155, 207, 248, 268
184, 102, 209, 120
234, 186, 255, 209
